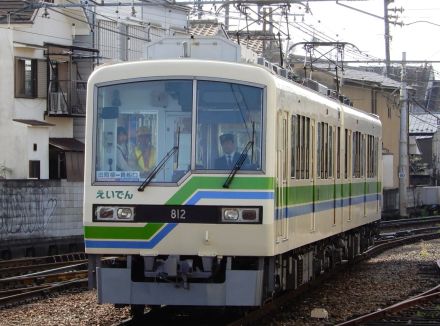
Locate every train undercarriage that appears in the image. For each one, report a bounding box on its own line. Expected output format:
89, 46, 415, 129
95, 222, 379, 315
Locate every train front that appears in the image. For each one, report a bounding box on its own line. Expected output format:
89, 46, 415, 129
83, 60, 276, 307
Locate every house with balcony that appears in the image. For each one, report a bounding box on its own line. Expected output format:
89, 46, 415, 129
0, 0, 191, 257
0, 0, 95, 180
0, 0, 189, 180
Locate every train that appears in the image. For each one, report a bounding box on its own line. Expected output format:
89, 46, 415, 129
83, 49, 382, 313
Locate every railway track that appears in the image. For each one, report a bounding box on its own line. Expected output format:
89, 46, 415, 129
225, 234, 440, 326
336, 261, 440, 325
0, 252, 87, 278
0, 253, 91, 307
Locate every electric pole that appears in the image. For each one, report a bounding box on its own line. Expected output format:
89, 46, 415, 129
399, 52, 408, 217
384, 0, 403, 77
384, 0, 392, 77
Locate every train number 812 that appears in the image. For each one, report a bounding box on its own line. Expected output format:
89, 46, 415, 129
170, 209, 186, 220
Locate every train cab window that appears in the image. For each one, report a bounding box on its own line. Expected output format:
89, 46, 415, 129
94, 79, 193, 183
195, 80, 263, 171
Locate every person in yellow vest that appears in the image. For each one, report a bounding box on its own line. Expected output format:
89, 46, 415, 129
133, 126, 157, 172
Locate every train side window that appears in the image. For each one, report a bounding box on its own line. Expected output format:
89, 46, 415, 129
305, 117, 310, 179
291, 115, 297, 178
366, 135, 377, 178
337, 127, 341, 179
352, 132, 357, 178
374, 137, 379, 177
317, 123, 321, 179
297, 116, 302, 178
352, 131, 363, 178
361, 134, 365, 178
317, 121, 330, 179
328, 125, 333, 178
344, 129, 349, 179
291, 115, 310, 180
323, 122, 328, 179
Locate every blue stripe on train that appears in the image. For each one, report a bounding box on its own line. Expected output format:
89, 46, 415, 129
185, 191, 274, 205
275, 193, 382, 220
85, 223, 177, 249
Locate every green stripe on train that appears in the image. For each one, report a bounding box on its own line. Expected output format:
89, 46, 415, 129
282, 181, 381, 206
84, 223, 163, 240
166, 176, 275, 205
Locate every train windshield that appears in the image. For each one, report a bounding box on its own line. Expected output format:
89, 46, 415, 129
93, 79, 263, 184
94, 80, 193, 183
196, 80, 263, 171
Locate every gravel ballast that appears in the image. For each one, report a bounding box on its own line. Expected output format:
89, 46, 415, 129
0, 239, 439, 325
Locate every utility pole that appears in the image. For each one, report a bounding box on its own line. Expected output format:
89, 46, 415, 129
399, 52, 408, 217
383, 0, 403, 77
383, 0, 392, 77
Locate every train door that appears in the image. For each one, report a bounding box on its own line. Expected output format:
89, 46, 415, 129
276, 112, 289, 242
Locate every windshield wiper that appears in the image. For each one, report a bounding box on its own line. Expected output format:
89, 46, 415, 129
223, 140, 253, 189
138, 126, 181, 192
138, 146, 179, 191
223, 122, 256, 188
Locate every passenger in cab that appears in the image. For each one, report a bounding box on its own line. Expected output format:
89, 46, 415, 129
215, 133, 242, 169
133, 126, 157, 172
116, 127, 131, 171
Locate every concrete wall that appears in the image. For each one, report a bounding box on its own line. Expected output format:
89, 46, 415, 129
0, 179, 83, 242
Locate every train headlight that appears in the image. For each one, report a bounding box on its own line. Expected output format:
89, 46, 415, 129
96, 206, 115, 220
96, 206, 135, 221
117, 207, 134, 220
223, 208, 239, 221
221, 208, 260, 223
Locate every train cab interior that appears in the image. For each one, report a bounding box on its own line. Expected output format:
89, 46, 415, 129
94, 79, 264, 184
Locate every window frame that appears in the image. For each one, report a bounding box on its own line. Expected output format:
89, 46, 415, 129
15, 57, 38, 98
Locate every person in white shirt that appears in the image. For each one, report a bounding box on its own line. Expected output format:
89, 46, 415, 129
215, 133, 241, 169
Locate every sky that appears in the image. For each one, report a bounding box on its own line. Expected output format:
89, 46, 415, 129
189, 0, 440, 77
306, 0, 440, 73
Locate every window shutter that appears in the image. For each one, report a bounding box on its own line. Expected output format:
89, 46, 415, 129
37, 60, 47, 98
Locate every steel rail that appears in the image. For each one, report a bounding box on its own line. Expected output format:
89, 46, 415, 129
0, 270, 89, 290
0, 260, 88, 279
0, 253, 87, 269
335, 260, 440, 325
0, 279, 88, 306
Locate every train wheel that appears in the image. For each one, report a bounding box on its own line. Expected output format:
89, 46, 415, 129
130, 304, 145, 322
1, 250, 11, 260
25, 247, 36, 257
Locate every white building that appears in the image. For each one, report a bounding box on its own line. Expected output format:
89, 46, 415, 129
0, 0, 189, 180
